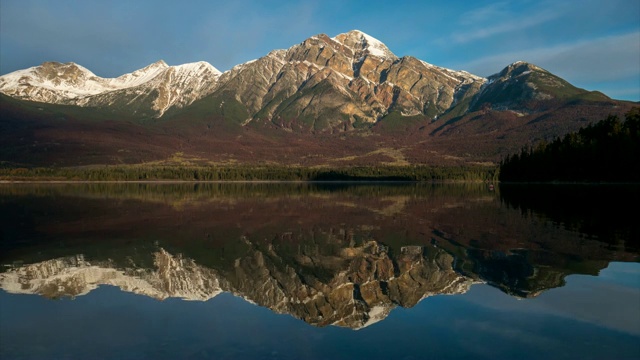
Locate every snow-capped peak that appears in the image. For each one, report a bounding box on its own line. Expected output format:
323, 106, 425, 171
45, 61, 98, 78
1, 62, 97, 85
175, 61, 222, 76
0, 59, 223, 114
146, 59, 169, 69
0, 61, 112, 99
109, 60, 169, 88
332, 29, 397, 59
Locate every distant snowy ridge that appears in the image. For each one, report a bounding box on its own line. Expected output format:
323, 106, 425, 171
0, 59, 222, 116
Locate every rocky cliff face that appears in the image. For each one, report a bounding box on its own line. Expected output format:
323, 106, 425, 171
207, 30, 486, 130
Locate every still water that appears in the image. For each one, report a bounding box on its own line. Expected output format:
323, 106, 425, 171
0, 183, 638, 360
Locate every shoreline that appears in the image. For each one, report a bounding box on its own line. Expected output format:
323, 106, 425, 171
0, 179, 455, 184
1, 179, 638, 185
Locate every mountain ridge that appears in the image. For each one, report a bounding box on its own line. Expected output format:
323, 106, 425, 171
0, 30, 551, 121
0, 30, 614, 123
0, 58, 222, 117
0, 29, 636, 167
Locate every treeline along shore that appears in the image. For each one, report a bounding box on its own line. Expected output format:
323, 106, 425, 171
0, 164, 498, 182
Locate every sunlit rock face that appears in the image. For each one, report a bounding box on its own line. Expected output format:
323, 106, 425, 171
215, 30, 485, 129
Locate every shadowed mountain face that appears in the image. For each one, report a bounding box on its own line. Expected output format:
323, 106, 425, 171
1, 183, 637, 329
1, 30, 637, 167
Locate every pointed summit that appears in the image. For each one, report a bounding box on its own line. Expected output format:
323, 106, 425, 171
175, 61, 222, 76
495, 61, 546, 78
139, 60, 169, 72
112, 60, 169, 87
332, 30, 397, 59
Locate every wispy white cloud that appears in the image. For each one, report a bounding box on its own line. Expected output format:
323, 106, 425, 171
449, 31, 640, 100
452, 4, 559, 43
457, 31, 640, 82
457, 2, 511, 26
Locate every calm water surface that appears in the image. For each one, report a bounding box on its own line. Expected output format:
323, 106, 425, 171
0, 183, 638, 360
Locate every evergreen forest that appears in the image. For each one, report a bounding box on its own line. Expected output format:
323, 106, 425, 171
499, 108, 640, 182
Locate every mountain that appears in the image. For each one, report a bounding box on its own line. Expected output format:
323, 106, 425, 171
202, 30, 485, 129
469, 61, 610, 112
0, 60, 221, 117
0, 30, 636, 167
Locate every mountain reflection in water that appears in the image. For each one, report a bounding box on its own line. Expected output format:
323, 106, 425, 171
0, 183, 638, 331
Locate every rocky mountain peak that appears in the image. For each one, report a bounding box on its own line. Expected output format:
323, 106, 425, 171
147, 59, 169, 69
332, 29, 397, 59
492, 61, 546, 80
38, 61, 97, 81
116, 59, 169, 82
174, 61, 221, 75
0, 61, 107, 102
469, 60, 602, 112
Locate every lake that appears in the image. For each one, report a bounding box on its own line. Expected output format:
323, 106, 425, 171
0, 183, 638, 360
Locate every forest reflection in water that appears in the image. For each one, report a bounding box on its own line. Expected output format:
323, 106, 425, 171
0, 182, 638, 359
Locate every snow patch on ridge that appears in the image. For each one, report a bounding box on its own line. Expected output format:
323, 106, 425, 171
105, 60, 170, 89
418, 59, 486, 84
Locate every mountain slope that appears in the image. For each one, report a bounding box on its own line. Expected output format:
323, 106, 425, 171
468, 61, 610, 113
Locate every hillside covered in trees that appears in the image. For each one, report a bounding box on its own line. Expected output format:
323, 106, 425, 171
499, 108, 640, 182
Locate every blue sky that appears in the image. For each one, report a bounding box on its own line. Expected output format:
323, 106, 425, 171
1, 0, 639, 101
